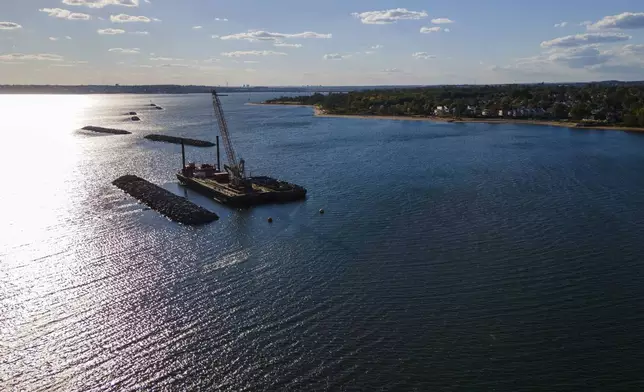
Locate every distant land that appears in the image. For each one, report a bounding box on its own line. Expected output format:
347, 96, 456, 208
0, 81, 640, 95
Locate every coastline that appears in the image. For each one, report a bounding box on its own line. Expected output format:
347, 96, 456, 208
251, 102, 644, 133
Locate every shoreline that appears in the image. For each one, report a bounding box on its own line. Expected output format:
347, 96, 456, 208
251, 102, 644, 133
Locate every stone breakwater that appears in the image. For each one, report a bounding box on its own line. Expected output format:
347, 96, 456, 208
144, 134, 215, 147
82, 126, 132, 135
112, 175, 219, 225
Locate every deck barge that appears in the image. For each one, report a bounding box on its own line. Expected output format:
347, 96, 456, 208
175, 90, 307, 208
177, 165, 306, 208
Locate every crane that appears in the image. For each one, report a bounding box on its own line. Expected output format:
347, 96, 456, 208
211, 89, 249, 190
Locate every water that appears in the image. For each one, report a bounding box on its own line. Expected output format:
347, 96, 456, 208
1, 93, 644, 391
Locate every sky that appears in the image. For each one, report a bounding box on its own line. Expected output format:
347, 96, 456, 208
1, 0, 644, 86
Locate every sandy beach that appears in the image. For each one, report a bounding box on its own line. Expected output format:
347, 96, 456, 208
249, 103, 644, 133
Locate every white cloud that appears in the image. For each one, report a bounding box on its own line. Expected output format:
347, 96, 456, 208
144, 0, 150, 3
98, 28, 125, 34
150, 57, 182, 61
215, 18, 228, 22
0, 53, 64, 61
547, 45, 611, 68
244, 60, 259, 64
412, 52, 435, 59
273, 42, 302, 48
323, 53, 350, 60
580, 21, 592, 27
62, 0, 139, 8
444, 28, 451, 33
151, 18, 161, 22
420, 26, 442, 33
65, 36, 72, 39
371, 44, 383, 49
110, 14, 151, 23
0, 22, 22, 30
431, 18, 454, 24
49, 37, 59, 41
192, 26, 202, 30
39, 8, 91, 20
131, 31, 149, 35
588, 12, 644, 30
352, 8, 428, 24
554, 21, 568, 28
382, 68, 402, 73
211, 35, 220, 39
621, 44, 644, 56
108, 47, 140, 54
221, 50, 287, 57
220, 30, 331, 41
540, 32, 631, 48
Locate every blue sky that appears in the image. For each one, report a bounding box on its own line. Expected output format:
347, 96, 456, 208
1, 0, 644, 85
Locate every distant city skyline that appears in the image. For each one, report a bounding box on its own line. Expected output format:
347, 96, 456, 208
1, 0, 644, 85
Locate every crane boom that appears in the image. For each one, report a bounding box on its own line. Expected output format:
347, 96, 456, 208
211, 90, 247, 187
211, 90, 238, 169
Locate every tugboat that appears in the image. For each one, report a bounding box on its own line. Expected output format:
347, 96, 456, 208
177, 90, 307, 207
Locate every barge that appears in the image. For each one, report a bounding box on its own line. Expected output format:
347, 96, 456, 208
176, 90, 307, 207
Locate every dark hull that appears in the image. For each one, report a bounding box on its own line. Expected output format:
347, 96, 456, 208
177, 173, 307, 208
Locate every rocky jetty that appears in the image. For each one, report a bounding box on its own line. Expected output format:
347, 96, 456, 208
144, 134, 215, 147
112, 175, 219, 225
82, 126, 132, 135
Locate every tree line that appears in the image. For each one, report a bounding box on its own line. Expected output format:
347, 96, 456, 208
266, 83, 644, 127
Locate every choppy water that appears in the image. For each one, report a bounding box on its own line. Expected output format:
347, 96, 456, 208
1, 93, 644, 391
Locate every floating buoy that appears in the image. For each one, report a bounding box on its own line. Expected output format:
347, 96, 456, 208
319, 209, 325, 214
268, 217, 273, 223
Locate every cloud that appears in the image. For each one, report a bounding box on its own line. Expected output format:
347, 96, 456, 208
144, 0, 150, 3
547, 46, 611, 68
150, 57, 182, 61
412, 52, 435, 59
98, 28, 125, 34
444, 28, 451, 33
192, 26, 202, 29
420, 26, 442, 33
352, 8, 428, 24
131, 31, 148, 35
580, 21, 592, 27
554, 21, 568, 28
220, 30, 331, 41
62, 0, 139, 8
382, 68, 403, 73
540, 32, 630, 48
244, 60, 259, 64
221, 50, 287, 57
211, 35, 220, 39
65, 36, 72, 39
371, 44, 383, 49
273, 42, 302, 48
39, 8, 91, 20
323, 53, 350, 60
621, 44, 644, 56
588, 12, 644, 30
0, 53, 64, 61
110, 14, 151, 23
49, 37, 59, 41
0, 22, 22, 30
159, 63, 190, 68
108, 47, 140, 54
215, 18, 228, 22
431, 18, 454, 24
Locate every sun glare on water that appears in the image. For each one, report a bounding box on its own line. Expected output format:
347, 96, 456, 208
0, 95, 92, 252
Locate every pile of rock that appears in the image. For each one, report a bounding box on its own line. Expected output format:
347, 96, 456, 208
112, 175, 219, 225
